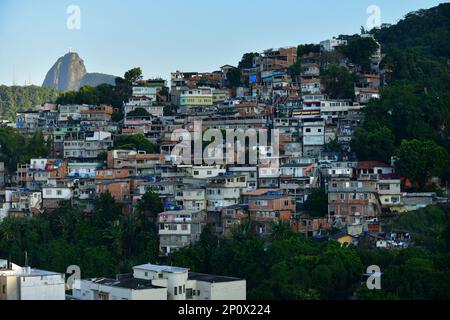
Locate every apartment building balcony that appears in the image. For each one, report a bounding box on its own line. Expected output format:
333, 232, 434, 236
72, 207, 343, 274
159, 229, 191, 236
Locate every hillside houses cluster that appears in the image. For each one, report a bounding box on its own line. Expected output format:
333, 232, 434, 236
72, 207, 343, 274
0, 34, 440, 258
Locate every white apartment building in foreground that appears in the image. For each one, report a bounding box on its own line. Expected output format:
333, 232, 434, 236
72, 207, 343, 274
0, 259, 65, 300
73, 264, 246, 301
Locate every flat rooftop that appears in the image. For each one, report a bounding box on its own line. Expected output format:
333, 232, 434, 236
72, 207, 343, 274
188, 272, 243, 283
88, 276, 164, 290
133, 264, 188, 274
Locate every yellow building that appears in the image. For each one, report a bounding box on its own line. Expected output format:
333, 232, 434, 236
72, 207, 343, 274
179, 88, 213, 106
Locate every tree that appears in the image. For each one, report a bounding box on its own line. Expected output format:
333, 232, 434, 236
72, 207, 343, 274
226, 68, 242, 88
270, 221, 295, 241
163, 105, 175, 116
92, 193, 123, 230
0, 85, 60, 117
126, 108, 150, 117
325, 138, 341, 153
0, 127, 50, 172
303, 188, 328, 218
136, 190, 164, 224
321, 64, 357, 100
351, 127, 395, 164
114, 134, 159, 153
339, 36, 379, 71
238, 53, 259, 69
297, 44, 321, 57
124, 67, 143, 83
395, 139, 448, 188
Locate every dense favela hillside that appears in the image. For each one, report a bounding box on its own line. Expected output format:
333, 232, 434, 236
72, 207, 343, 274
0, 3, 449, 301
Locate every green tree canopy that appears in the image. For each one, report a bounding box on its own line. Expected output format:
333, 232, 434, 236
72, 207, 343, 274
321, 64, 357, 100
124, 67, 143, 83
395, 140, 448, 188
238, 53, 259, 69
114, 134, 160, 153
303, 188, 328, 218
351, 127, 395, 164
0, 127, 50, 172
338, 35, 379, 71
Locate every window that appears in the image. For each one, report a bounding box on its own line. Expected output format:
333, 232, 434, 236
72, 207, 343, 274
183, 285, 186, 293
2, 285, 5, 294
57, 190, 62, 196
306, 128, 311, 133
98, 292, 109, 300
181, 224, 188, 231
145, 272, 148, 277
194, 171, 199, 176
174, 287, 177, 295
197, 290, 200, 296
179, 286, 182, 295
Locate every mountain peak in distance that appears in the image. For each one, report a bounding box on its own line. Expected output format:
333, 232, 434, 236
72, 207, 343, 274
42, 52, 116, 91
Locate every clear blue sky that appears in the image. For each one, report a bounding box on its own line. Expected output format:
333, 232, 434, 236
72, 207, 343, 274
0, 0, 445, 86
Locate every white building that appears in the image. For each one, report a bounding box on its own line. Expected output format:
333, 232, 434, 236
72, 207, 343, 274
206, 175, 248, 212
320, 37, 348, 52
124, 97, 164, 117
42, 187, 73, 201
64, 131, 113, 159
302, 121, 325, 157
320, 100, 351, 119
0, 260, 65, 300
181, 165, 226, 180
74, 264, 246, 301
68, 162, 102, 178
158, 210, 207, 256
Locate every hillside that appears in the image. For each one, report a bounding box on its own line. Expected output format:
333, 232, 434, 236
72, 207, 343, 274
352, 3, 450, 186
0, 85, 60, 117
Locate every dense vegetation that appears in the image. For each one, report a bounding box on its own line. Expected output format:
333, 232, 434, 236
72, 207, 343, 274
56, 67, 169, 109
113, 134, 160, 154
0, 192, 448, 299
0, 127, 50, 172
56, 67, 144, 109
321, 64, 357, 100
0, 85, 60, 117
0, 192, 162, 278
337, 35, 379, 72
171, 205, 450, 300
356, 206, 450, 300
351, 3, 450, 188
